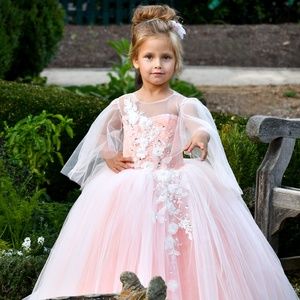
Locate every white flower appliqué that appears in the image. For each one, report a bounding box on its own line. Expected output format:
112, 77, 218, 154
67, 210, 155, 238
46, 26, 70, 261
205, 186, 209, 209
123, 97, 175, 169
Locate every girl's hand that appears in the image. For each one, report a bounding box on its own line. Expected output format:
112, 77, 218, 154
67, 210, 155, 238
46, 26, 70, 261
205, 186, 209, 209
184, 131, 209, 160
105, 153, 134, 173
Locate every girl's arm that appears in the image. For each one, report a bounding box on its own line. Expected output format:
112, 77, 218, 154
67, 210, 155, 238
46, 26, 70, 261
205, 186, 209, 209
180, 99, 211, 160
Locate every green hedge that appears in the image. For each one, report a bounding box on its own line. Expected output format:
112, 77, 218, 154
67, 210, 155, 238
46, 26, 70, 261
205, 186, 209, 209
0, 80, 108, 200
0, 0, 64, 80
0, 254, 47, 299
0, 0, 22, 79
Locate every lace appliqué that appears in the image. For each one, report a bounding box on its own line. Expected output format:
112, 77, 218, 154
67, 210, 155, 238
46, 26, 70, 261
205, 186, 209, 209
123, 98, 173, 170
123, 97, 192, 294
153, 169, 192, 293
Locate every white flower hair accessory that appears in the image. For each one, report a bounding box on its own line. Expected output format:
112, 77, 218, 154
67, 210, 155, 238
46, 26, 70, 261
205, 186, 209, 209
169, 20, 186, 39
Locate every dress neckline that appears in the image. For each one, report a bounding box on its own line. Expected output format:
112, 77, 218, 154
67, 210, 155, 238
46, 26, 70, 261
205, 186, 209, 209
132, 91, 176, 104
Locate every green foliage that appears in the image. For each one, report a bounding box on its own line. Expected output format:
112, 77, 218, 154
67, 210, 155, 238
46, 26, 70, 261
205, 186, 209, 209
0, 0, 22, 79
5, 0, 64, 80
283, 89, 298, 98
95, 39, 136, 101
170, 78, 205, 103
0, 79, 107, 200
30, 201, 73, 247
219, 122, 262, 189
3, 111, 74, 186
0, 254, 47, 299
67, 38, 135, 101
0, 161, 45, 249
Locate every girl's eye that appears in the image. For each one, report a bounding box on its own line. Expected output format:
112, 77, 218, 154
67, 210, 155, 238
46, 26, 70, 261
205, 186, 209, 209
144, 54, 152, 59
163, 55, 172, 60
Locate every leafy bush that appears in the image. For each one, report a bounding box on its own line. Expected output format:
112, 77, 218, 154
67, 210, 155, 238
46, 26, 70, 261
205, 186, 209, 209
0, 160, 45, 249
4, 0, 64, 80
0, 0, 22, 79
218, 121, 263, 209
0, 253, 47, 299
0, 79, 107, 200
3, 111, 74, 186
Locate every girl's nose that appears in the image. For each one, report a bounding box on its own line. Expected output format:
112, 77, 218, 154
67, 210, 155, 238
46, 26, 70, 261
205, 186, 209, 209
154, 59, 161, 68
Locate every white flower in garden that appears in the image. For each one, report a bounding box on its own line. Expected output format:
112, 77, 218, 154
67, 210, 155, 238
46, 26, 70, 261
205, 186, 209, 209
37, 236, 45, 245
22, 237, 31, 250
17, 251, 23, 256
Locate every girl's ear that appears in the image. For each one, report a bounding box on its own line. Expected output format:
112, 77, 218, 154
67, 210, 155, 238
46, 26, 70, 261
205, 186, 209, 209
132, 57, 139, 69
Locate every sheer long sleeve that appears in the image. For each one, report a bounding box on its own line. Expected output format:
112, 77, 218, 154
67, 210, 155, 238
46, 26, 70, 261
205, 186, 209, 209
61, 99, 123, 187
179, 98, 242, 195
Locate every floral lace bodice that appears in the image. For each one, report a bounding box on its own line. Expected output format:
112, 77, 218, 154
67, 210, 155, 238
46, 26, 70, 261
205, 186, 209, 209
122, 97, 183, 170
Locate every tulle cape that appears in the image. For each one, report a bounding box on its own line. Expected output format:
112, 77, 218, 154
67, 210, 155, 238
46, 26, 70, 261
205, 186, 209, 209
61, 92, 242, 195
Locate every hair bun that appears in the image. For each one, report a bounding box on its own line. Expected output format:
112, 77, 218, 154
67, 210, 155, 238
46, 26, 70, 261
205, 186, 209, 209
131, 5, 178, 26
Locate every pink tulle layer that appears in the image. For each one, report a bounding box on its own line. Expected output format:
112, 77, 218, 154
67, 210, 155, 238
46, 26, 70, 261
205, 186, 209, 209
26, 160, 298, 300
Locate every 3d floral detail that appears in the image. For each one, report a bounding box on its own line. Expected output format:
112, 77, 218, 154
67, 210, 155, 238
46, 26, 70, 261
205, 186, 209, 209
137, 137, 149, 147
179, 218, 193, 240
127, 111, 139, 125
168, 279, 179, 291
141, 161, 155, 170
169, 20, 186, 40
167, 183, 178, 193
157, 194, 168, 203
22, 237, 31, 250
155, 169, 172, 182
37, 236, 45, 245
168, 222, 179, 234
136, 147, 147, 159
166, 201, 178, 215
152, 146, 164, 157
156, 206, 167, 223
139, 116, 152, 127
165, 236, 176, 250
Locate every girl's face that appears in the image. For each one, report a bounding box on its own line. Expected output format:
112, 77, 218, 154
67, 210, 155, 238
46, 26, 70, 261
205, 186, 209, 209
133, 35, 176, 89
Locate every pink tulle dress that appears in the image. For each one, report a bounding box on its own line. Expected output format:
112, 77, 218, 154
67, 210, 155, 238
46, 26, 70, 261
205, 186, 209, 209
24, 91, 299, 300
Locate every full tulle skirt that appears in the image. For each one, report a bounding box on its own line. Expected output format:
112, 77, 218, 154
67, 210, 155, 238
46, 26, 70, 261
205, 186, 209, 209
25, 159, 298, 300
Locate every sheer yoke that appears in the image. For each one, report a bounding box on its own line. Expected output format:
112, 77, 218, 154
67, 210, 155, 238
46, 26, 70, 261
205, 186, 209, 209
25, 92, 299, 300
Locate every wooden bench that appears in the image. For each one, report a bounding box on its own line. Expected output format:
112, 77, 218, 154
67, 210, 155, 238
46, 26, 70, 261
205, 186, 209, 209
246, 115, 300, 271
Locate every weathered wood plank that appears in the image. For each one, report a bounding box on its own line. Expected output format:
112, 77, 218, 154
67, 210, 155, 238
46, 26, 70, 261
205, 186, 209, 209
246, 115, 300, 143
246, 115, 300, 260
273, 187, 300, 210
280, 256, 300, 272
254, 137, 295, 238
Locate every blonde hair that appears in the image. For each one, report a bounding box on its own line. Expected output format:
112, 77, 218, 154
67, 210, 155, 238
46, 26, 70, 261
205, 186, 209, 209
129, 5, 184, 76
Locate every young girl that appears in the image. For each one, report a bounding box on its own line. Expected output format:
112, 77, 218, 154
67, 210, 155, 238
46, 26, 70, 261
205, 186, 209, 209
25, 5, 298, 300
